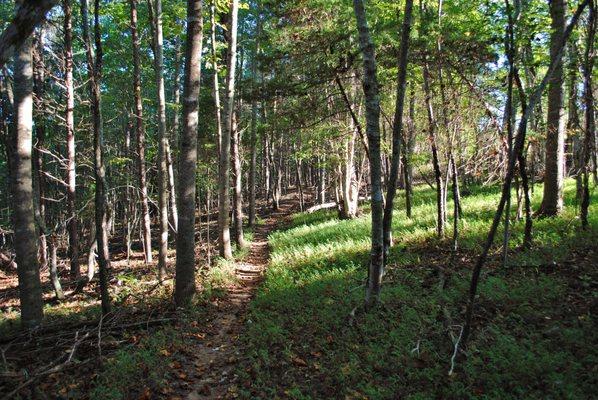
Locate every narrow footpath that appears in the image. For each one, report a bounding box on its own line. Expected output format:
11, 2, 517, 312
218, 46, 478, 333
184, 197, 298, 399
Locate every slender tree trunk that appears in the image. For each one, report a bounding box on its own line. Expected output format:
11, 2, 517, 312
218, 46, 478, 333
263, 129, 271, 203
581, 0, 596, 228
130, 0, 152, 264
12, 31, 43, 328
419, 1, 445, 235
169, 41, 181, 232
296, 156, 305, 211
422, 60, 445, 236
218, 0, 239, 259
248, 17, 260, 227
124, 120, 133, 262
317, 155, 326, 204
513, 70, 534, 247
403, 88, 415, 218
340, 124, 358, 219
63, 0, 79, 277
539, 0, 567, 216
48, 234, 65, 300
231, 111, 246, 247
353, 0, 383, 307
210, 0, 223, 155
32, 31, 48, 283
382, 0, 413, 261
149, 0, 169, 279
450, 154, 460, 251
502, 0, 515, 266
81, 0, 111, 315
175, 0, 203, 306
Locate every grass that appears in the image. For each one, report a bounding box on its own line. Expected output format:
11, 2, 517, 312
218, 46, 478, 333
237, 179, 598, 399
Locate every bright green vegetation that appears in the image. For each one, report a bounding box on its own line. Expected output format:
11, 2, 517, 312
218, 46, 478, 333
239, 180, 598, 399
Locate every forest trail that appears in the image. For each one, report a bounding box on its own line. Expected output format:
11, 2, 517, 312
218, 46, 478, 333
184, 196, 298, 400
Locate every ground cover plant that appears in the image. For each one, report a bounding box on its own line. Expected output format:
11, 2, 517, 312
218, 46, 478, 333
239, 180, 598, 399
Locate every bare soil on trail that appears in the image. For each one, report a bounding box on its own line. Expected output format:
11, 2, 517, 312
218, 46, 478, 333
183, 196, 299, 400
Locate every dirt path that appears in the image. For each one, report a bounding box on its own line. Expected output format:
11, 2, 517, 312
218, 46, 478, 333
185, 197, 297, 399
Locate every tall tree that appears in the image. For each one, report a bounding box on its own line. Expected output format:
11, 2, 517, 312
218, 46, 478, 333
149, 0, 169, 279
248, 9, 261, 227
175, 0, 204, 306
420, 1, 445, 237
63, 0, 79, 277
580, 0, 596, 227
130, 0, 152, 264
80, 0, 111, 315
32, 30, 48, 283
353, 0, 384, 306
12, 31, 43, 328
382, 0, 414, 262
539, 0, 567, 216
218, 0, 239, 259
231, 111, 246, 248
210, 0, 223, 154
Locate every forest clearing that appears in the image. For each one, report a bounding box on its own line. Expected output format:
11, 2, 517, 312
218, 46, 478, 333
0, 0, 597, 398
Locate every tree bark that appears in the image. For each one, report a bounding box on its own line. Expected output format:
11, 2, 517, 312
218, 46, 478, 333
419, 1, 445, 236
63, 0, 79, 277
539, 0, 567, 216
12, 31, 43, 328
248, 15, 260, 227
231, 111, 246, 248
402, 87, 415, 218
32, 30, 48, 284
170, 41, 181, 232
0, 0, 57, 68
80, 0, 111, 315
353, 0, 384, 307
149, 0, 169, 279
48, 234, 65, 300
175, 0, 203, 306
130, 0, 152, 264
580, 0, 595, 228
218, 0, 239, 259
382, 0, 413, 261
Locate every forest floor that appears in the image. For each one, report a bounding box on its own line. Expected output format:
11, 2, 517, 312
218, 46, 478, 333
235, 180, 598, 399
0, 181, 597, 399
0, 193, 300, 399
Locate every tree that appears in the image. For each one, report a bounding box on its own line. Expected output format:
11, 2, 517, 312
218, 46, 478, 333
80, 0, 111, 315
580, 0, 596, 228
538, 0, 567, 216
382, 0, 414, 262
248, 8, 261, 227
420, 1, 445, 237
130, 0, 152, 264
63, 0, 79, 277
353, 0, 384, 307
218, 0, 240, 259
175, 0, 204, 306
0, 0, 57, 68
149, 0, 170, 279
12, 31, 43, 328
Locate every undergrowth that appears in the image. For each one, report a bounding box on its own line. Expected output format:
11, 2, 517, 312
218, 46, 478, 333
238, 180, 598, 399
